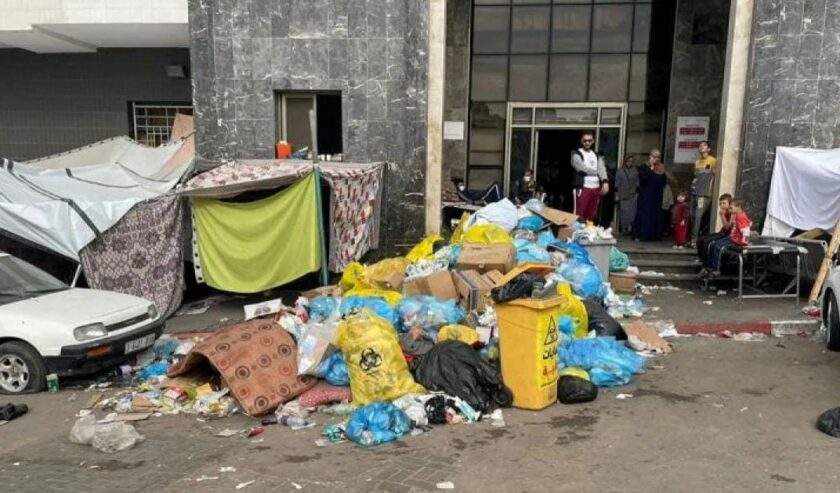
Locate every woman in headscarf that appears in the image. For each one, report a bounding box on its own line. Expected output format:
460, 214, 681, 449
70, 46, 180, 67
615, 155, 639, 234
633, 149, 667, 241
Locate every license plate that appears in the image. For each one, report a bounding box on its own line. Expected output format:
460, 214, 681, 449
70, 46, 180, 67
124, 333, 156, 354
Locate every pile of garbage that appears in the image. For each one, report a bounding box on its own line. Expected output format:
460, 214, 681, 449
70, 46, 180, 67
69, 198, 669, 451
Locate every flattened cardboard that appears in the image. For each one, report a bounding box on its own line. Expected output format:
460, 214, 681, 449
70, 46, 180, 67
403, 270, 459, 300
624, 320, 671, 354
532, 206, 580, 227
457, 243, 516, 274
609, 272, 637, 293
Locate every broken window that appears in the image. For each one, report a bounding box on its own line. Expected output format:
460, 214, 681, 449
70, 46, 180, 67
276, 93, 343, 157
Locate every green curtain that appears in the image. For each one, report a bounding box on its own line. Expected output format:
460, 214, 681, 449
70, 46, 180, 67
194, 172, 321, 293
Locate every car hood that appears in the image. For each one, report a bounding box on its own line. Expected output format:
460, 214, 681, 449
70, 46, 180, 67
0, 288, 152, 327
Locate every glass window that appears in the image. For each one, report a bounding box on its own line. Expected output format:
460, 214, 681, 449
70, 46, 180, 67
600, 107, 622, 124
588, 54, 629, 101
633, 3, 651, 52
511, 6, 551, 53
470, 128, 505, 152
473, 7, 510, 54
625, 102, 663, 156
510, 128, 533, 187
512, 107, 533, 124
535, 107, 597, 124
468, 167, 504, 190
551, 5, 591, 53
469, 152, 505, 166
471, 56, 508, 101
629, 54, 647, 101
509, 55, 547, 101
591, 4, 633, 52
549, 54, 588, 101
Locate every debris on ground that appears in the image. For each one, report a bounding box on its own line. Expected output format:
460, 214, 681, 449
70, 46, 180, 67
817, 407, 840, 437
720, 331, 767, 341
615, 393, 633, 400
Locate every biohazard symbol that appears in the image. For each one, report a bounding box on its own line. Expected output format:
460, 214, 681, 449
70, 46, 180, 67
544, 316, 560, 346
359, 347, 383, 372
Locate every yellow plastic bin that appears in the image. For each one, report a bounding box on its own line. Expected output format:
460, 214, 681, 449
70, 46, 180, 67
493, 263, 564, 410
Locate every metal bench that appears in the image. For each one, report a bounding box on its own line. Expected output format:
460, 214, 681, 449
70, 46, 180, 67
709, 237, 808, 306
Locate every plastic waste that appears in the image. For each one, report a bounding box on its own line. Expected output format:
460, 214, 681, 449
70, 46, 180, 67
365, 257, 409, 290
70, 415, 145, 453
336, 310, 425, 405
396, 296, 465, 332
514, 238, 552, 264
340, 296, 398, 326
558, 337, 646, 387
609, 246, 630, 272
297, 319, 339, 376
516, 215, 545, 232
557, 283, 588, 338
340, 262, 366, 291
473, 198, 519, 232
438, 324, 480, 345
0, 403, 28, 422
316, 352, 350, 386
524, 198, 545, 212
556, 241, 593, 265
461, 224, 513, 245
309, 296, 340, 321
490, 272, 545, 303
406, 235, 445, 263
345, 401, 412, 447
449, 212, 471, 245
583, 298, 626, 339
557, 367, 590, 381
153, 336, 179, 359
411, 340, 513, 413
817, 407, 840, 438
341, 288, 402, 307
557, 375, 598, 404
392, 393, 435, 427
139, 361, 170, 381
556, 259, 604, 299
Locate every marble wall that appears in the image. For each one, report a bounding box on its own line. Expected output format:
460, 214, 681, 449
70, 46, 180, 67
442, 0, 470, 184
188, 0, 430, 246
740, 0, 840, 226
664, 0, 730, 187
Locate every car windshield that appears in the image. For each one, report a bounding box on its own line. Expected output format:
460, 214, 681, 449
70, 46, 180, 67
0, 256, 68, 301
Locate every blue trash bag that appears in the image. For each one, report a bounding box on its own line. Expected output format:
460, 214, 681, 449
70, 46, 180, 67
345, 401, 412, 447
558, 241, 593, 265
396, 296, 465, 332
556, 259, 603, 299
309, 295, 340, 321
559, 315, 576, 336
514, 238, 552, 264
340, 296, 398, 326
516, 215, 545, 232
558, 337, 646, 387
449, 245, 462, 267
536, 230, 558, 248
139, 361, 170, 380
317, 352, 350, 386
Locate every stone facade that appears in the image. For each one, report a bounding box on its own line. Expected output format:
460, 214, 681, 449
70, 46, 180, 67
188, 0, 429, 245
740, 0, 839, 226
664, 0, 730, 185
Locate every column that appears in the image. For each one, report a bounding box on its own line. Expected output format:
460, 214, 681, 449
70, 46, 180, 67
425, 0, 446, 235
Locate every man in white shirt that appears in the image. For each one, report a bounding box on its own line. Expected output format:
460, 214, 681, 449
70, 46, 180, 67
570, 130, 608, 222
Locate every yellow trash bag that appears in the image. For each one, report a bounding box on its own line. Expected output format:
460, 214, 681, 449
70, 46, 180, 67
365, 257, 408, 290
556, 282, 588, 339
405, 235, 444, 263
558, 367, 590, 381
449, 212, 470, 245
461, 224, 513, 245
438, 324, 480, 345
340, 261, 366, 291
342, 288, 403, 306
336, 309, 425, 405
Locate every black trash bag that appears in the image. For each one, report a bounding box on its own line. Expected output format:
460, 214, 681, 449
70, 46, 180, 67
491, 272, 544, 303
557, 376, 598, 404
424, 395, 456, 425
817, 407, 840, 437
583, 299, 625, 339
411, 341, 513, 412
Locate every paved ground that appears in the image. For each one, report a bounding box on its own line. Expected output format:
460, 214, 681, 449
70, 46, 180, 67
2, 336, 840, 492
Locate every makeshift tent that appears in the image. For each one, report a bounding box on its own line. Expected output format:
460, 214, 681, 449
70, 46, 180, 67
763, 147, 840, 237
179, 160, 383, 292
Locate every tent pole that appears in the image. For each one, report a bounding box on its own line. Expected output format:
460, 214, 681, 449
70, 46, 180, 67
313, 168, 329, 286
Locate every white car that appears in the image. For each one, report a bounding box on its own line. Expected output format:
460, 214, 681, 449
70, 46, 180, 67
0, 253, 163, 393
822, 258, 840, 351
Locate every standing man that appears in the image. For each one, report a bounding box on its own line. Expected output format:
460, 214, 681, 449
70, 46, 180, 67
615, 155, 639, 234
570, 130, 608, 222
690, 140, 718, 245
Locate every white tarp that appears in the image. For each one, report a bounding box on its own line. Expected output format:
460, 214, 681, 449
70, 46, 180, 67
763, 146, 840, 236
0, 135, 192, 260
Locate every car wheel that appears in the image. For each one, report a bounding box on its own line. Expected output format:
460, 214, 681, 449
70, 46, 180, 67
826, 292, 840, 352
0, 341, 47, 394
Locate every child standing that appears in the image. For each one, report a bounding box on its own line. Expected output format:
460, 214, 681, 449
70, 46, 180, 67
671, 191, 690, 248
705, 199, 752, 275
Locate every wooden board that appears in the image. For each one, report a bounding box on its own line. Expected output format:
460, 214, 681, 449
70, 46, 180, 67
809, 217, 840, 304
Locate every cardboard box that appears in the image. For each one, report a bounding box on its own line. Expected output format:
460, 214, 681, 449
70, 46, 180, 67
302, 285, 342, 299
453, 270, 503, 313
624, 320, 671, 354
457, 243, 516, 274
609, 272, 637, 293
403, 270, 459, 300
531, 206, 580, 228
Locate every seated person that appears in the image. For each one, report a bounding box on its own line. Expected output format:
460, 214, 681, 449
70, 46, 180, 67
704, 198, 752, 276
697, 193, 733, 265
511, 169, 544, 205
444, 177, 502, 206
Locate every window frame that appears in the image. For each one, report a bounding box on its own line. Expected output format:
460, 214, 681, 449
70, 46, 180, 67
129, 101, 193, 147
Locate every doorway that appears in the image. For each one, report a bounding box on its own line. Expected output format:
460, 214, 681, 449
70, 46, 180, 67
535, 130, 580, 212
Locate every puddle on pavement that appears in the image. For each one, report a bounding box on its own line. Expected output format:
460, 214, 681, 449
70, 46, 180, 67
283, 453, 322, 463
632, 388, 700, 403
